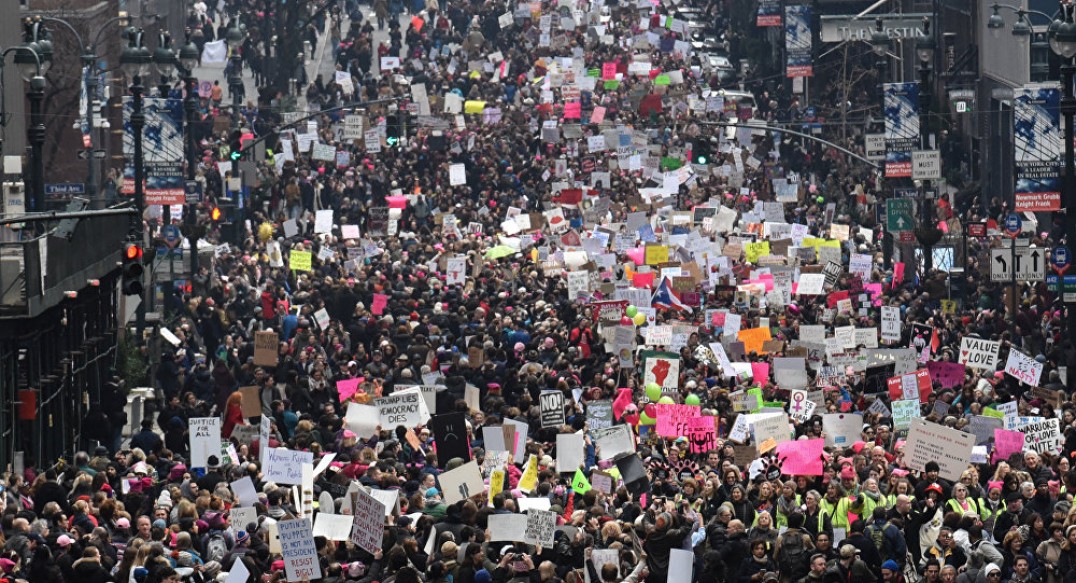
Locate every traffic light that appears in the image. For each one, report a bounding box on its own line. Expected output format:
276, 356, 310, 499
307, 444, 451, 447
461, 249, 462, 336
692, 140, 710, 165
210, 206, 223, 222
229, 138, 244, 161
121, 243, 144, 296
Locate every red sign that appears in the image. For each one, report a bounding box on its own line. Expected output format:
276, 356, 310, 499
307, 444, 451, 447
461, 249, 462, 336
967, 223, 986, 237
1014, 192, 1061, 212
886, 369, 933, 403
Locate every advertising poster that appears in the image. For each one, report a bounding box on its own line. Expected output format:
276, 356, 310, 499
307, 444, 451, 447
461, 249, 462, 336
122, 97, 185, 205
1014, 84, 1061, 211
884, 82, 920, 178
758, 0, 781, 26
784, 6, 813, 77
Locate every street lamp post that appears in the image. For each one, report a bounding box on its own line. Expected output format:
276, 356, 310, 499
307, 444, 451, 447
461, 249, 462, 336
178, 35, 201, 275
121, 29, 151, 219
870, 19, 893, 270
153, 32, 176, 226
915, 18, 938, 274
226, 16, 245, 132
1049, 1, 1076, 395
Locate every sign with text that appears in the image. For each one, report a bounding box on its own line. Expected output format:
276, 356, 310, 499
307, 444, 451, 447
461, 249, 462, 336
263, 448, 314, 485
959, 337, 1000, 371
904, 419, 975, 481
539, 391, 566, 428
278, 518, 322, 581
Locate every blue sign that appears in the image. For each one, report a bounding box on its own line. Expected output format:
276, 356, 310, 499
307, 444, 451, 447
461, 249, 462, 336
185, 180, 202, 204
161, 225, 182, 249
44, 183, 85, 199
1053, 246, 1071, 273
1004, 213, 1022, 237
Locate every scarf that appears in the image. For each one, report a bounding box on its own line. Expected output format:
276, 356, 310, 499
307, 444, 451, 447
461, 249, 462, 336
862, 489, 882, 502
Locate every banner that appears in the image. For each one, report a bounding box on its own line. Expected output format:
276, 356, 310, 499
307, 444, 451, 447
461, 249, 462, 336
784, 6, 813, 77
1014, 84, 1061, 211
757, 0, 781, 26
883, 82, 920, 178
122, 97, 186, 205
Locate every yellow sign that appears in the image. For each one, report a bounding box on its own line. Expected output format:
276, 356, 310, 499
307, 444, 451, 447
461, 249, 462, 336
644, 244, 669, 265
572, 469, 592, 494
489, 469, 505, 505
464, 100, 486, 114
738, 327, 773, 355
940, 299, 956, 314
289, 250, 312, 272
744, 241, 771, 264
517, 454, 539, 492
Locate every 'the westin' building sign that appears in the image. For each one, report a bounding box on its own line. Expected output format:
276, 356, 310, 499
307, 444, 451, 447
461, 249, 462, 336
819, 14, 932, 43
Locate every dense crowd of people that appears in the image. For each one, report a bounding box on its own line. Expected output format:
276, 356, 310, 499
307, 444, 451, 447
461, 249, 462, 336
7, 0, 1070, 582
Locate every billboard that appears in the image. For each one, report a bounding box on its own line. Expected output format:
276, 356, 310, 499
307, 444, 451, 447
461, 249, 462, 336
785, 5, 813, 77
1013, 84, 1061, 211
122, 96, 186, 206
757, 0, 781, 26
884, 82, 920, 178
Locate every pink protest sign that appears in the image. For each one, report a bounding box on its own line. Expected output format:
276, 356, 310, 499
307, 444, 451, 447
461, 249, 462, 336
687, 416, 718, 453
654, 404, 699, 438
993, 428, 1025, 463
602, 62, 618, 80
776, 438, 824, 476
926, 361, 966, 389
371, 293, 389, 315
564, 101, 582, 119
337, 378, 361, 403
751, 362, 771, 384
612, 388, 634, 419
386, 195, 408, 209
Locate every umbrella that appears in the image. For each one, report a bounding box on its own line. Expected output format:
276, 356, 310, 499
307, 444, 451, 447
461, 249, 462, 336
484, 245, 518, 260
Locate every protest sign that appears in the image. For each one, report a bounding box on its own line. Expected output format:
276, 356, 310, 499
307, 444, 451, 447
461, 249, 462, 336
993, 428, 1026, 462
234, 386, 261, 419
1005, 348, 1044, 386
430, 412, 471, 464
960, 337, 1001, 371
788, 389, 817, 422
230, 476, 259, 507
278, 518, 322, 581
643, 355, 680, 390
926, 361, 966, 389
350, 487, 386, 554
375, 388, 431, 428
822, 413, 862, 447
189, 417, 221, 469
886, 369, 932, 403
524, 510, 557, 546
263, 448, 314, 485
655, 403, 699, 437
776, 438, 824, 475
313, 513, 356, 541
488, 514, 528, 543
586, 400, 614, 429
686, 416, 718, 454
880, 306, 902, 342
904, 419, 975, 481
966, 415, 1003, 445
753, 413, 791, 452
774, 357, 809, 389
592, 425, 635, 460
556, 433, 585, 472
253, 331, 279, 367
1020, 417, 1062, 454
891, 399, 921, 430
438, 460, 484, 504
540, 391, 566, 428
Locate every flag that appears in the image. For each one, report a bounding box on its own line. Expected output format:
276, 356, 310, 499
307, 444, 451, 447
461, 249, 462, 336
201, 40, 227, 67
651, 277, 689, 311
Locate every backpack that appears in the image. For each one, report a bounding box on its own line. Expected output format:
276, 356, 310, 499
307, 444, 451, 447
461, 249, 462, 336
868, 521, 896, 560
777, 531, 809, 581
205, 532, 229, 563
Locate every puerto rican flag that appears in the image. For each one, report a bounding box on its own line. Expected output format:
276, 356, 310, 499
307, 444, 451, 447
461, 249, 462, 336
651, 277, 690, 312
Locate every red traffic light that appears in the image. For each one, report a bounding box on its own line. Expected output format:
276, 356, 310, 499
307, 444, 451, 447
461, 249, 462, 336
210, 206, 222, 221
124, 243, 143, 261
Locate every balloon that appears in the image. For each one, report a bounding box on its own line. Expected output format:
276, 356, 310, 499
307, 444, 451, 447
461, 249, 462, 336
685, 394, 700, 406
645, 383, 662, 401
621, 316, 633, 326
625, 305, 638, 318
257, 222, 274, 242
639, 412, 656, 425
624, 413, 640, 426
643, 403, 657, 418
633, 313, 646, 326
816, 195, 824, 204
658, 396, 675, 404
809, 184, 818, 193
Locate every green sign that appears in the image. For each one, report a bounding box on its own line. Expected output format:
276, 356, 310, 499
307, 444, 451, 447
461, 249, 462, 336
886, 199, 914, 232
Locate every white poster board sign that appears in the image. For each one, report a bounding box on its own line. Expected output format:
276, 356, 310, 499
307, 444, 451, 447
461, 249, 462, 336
189, 417, 221, 469
904, 418, 976, 481
263, 448, 314, 485
278, 518, 322, 581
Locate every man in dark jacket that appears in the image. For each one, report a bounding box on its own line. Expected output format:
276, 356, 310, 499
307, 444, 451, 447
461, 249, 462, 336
719, 520, 751, 583
993, 492, 1033, 543
71, 546, 111, 583
842, 520, 883, 575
